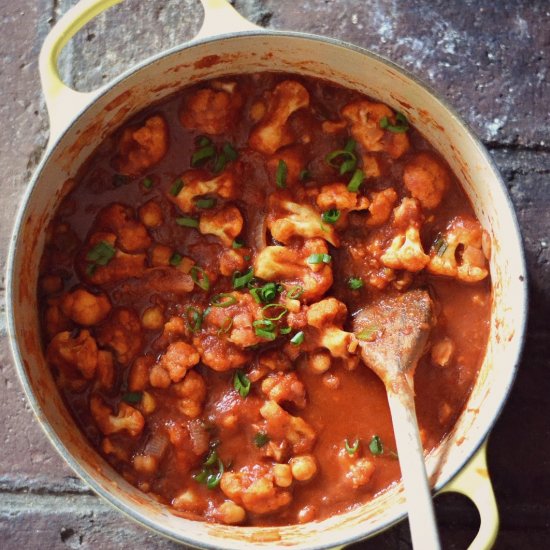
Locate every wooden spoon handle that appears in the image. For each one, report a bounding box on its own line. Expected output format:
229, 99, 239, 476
387, 381, 441, 550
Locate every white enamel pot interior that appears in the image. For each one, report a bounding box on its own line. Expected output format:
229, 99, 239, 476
7, 3, 527, 549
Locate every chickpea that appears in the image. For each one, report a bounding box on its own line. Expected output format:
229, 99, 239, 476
290, 455, 317, 481
217, 500, 246, 525
177, 256, 195, 274
308, 351, 331, 374
250, 100, 266, 122
150, 244, 173, 267
138, 200, 164, 228
272, 464, 293, 488
41, 274, 63, 294
133, 454, 158, 474
220, 413, 238, 429
141, 306, 164, 330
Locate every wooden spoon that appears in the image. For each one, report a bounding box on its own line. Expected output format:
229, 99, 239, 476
353, 289, 441, 550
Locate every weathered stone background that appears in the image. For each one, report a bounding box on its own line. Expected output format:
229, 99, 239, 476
0, 0, 548, 548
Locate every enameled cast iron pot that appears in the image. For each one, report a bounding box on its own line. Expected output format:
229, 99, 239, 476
6, 0, 528, 548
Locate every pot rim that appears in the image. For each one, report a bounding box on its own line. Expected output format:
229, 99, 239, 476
6, 27, 528, 549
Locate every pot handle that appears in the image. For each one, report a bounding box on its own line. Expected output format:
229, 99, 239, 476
39, 0, 261, 144
439, 440, 499, 549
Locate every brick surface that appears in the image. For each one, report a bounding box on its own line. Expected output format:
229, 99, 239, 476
0, 0, 548, 548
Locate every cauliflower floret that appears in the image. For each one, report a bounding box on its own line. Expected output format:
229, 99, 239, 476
361, 153, 382, 179
316, 183, 370, 225
83, 232, 146, 285
219, 248, 248, 277
403, 152, 449, 209
381, 227, 429, 272
249, 80, 310, 154
172, 370, 207, 418
179, 82, 243, 135
47, 329, 98, 382
254, 239, 333, 303
261, 372, 306, 408
96, 203, 152, 252
260, 400, 316, 455
194, 334, 250, 371
149, 341, 200, 388
341, 100, 409, 159
427, 216, 489, 282
366, 188, 398, 227
90, 394, 144, 437
220, 465, 292, 515
248, 349, 292, 383
347, 457, 376, 488
169, 169, 237, 214
96, 308, 142, 365
304, 298, 359, 369
267, 193, 339, 246
199, 205, 243, 247
115, 115, 169, 176
267, 146, 306, 187
60, 288, 111, 326
204, 292, 265, 348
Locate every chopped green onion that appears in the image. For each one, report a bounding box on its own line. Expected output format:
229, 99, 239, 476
262, 303, 288, 321
196, 135, 212, 147
233, 370, 251, 398
232, 239, 244, 249
217, 317, 233, 336
185, 306, 203, 333
325, 146, 357, 175
223, 142, 238, 161
211, 293, 238, 308
276, 159, 288, 188
113, 174, 129, 187
249, 288, 261, 304
369, 435, 384, 455
169, 252, 183, 266
190, 266, 210, 291
344, 138, 356, 152
253, 319, 277, 341
347, 168, 364, 192
279, 326, 292, 335
348, 277, 364, 290
290, 331, 304, 345
122, 391, 142, 404
191, 144, 216, 167
213, 154, 226, 173
232, 268, 254, 290
244, 255, 251, 262
194, 448, 225, 490
299, 169, 310, 181
195, 197, 217, 209
345, 438, 360, 455
287, 286, 304, 299
259, 282, 279, 303
321, 209, 341, 224
254, 432, 270, 448
142, 177, 153, 189
379, 112, 409, 133
356, 325, 378, 341
86, 264, 97, 277
176, 216, 199, 228
307, 253, 332, 265
86, 241, 116, 265
170, 178, 184, 196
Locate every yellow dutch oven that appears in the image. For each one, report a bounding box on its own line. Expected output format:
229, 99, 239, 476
6, 0, 527, 548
